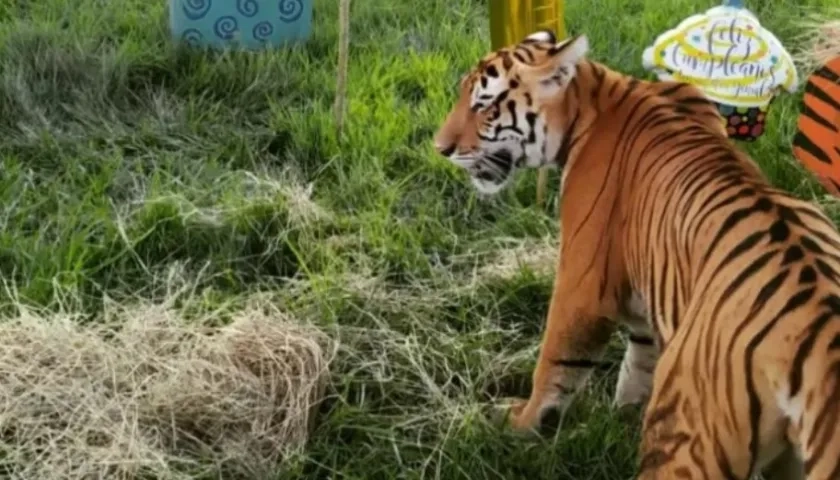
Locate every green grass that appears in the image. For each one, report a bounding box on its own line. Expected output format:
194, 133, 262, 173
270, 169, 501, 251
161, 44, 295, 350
1, 0, 838, 478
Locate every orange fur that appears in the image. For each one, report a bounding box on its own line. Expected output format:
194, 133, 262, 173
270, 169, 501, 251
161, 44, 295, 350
434, 31, 840, 479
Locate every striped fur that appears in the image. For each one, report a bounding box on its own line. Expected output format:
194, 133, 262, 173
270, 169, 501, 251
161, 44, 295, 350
433, 31, 840, 479
793, 57, 840, 197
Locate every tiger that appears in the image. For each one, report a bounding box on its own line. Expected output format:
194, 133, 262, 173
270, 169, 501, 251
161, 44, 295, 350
792, 56, 840, 198
433, 29, 840, 479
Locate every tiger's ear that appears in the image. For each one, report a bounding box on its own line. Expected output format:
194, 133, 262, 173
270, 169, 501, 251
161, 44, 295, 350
523, 34, 589, 99
522, 30, 557, 44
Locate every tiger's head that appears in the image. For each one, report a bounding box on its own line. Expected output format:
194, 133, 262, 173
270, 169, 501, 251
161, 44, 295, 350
433, 30, 589, 194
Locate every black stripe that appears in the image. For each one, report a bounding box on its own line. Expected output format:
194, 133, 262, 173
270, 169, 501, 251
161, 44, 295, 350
504, 98, 516, 127
702, 197, 773, 265
647, 256, 658, 337
670, 261, 682, 331
815, 64, 840, 83
659, 82, 691, 97
719, 268, 789, 401
713, 434, 741, 480
636, 128, 685, 170
634, 131, 715, 190
744, 286, 818, 475
800, 103, 837, 132
687, 180, 753, 242
804, 362, 840, 477
600, 241, 612, 300
790, 207, 839, 234
790, 294, 840, 397
815, 259, 840, 288
525, 111, 537, 143
806, 74, 840, 112
782, 246, 805, 267
615, 78, 640, 107
638, 397, 688, 473
777, 204, 805, 226
801, 235, 824, 254
629, 334, 655, 346
709, 230, 767, 278
553, 111, 578, 167
679, 165, 742, 223
790, 309, 835, 398
750, 269, 791, 315
553, 358, 612, 371
694, 183, 757, 229
547, 37, 575, 56
607, 78, 620, 97
709, 249, 778, 324
501, 52, 513, 69
515, 45, 535, 62
804, 234, 840, 263
657, 254, 669, 333
676, 96, 716, 106
793, 131, 834, 164
769, 219, 790, 242
799, 265, 818, 284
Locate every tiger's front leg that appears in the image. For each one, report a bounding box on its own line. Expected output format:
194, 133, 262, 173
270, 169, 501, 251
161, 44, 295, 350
503, 267, 618, 433
613, 328, 658, 410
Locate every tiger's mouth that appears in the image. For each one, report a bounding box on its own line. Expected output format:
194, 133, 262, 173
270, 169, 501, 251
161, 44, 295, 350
470, 149, 517, 182
465, 148, 538, 195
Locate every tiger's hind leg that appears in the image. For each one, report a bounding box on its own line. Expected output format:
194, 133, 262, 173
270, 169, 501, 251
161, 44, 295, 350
792, 370, 840, 480
636, 341, 705, 480
636, 330, 755, 480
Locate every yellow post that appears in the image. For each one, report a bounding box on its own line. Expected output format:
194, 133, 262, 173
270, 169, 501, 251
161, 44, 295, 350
489, 0, 566, 208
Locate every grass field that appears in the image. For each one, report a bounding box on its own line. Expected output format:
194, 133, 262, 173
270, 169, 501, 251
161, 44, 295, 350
1, 0, 839, 478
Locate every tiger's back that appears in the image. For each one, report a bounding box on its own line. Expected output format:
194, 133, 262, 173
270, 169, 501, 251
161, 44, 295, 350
432, 30, 840, 479
586, 81, 840, 478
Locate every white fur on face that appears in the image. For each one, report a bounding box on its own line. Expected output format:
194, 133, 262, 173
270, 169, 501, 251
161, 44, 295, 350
469, 74, 507, 111
470, 173, 515, 195
458, 33, 591, 195
464, 70, 527, 192
466, 72, 550, 188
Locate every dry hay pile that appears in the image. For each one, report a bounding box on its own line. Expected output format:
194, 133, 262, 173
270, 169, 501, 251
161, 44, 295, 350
0, 301, 335, 480
794, 12, 840, 73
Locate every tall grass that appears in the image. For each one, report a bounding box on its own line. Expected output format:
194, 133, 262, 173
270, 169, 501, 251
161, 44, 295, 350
0, 0, 837, 478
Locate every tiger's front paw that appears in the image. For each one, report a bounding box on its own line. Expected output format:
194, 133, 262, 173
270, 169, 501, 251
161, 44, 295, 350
489, 397, 540, 435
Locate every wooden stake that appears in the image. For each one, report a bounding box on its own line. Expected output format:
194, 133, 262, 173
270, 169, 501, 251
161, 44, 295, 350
534, 1, 565, 211
489, 1, 565, 210
334, 0, 351, 137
